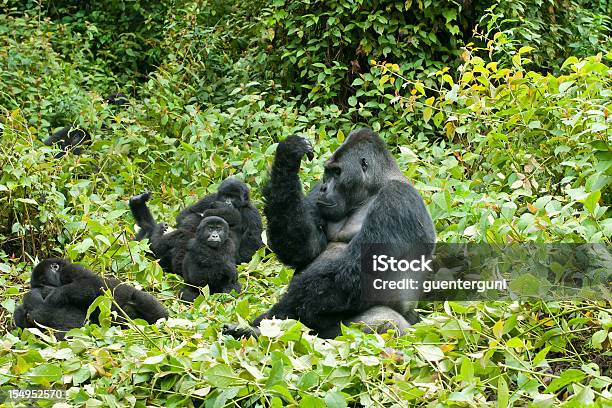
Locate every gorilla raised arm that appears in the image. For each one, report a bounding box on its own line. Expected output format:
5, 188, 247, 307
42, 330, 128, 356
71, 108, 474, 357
226, 128, 436, 338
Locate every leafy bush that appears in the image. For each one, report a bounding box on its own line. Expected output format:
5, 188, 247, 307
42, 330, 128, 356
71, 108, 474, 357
0, 2, 610, 407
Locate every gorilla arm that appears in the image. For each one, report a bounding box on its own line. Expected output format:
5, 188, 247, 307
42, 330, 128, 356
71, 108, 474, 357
176, 194, 218, 228
43, 274, 108, 308
110, 283, 168, 324
262, 136, 327, 269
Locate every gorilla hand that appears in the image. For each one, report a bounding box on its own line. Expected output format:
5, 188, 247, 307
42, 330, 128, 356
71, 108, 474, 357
222, 323, 261, 338
276, 136, 314, 171
129, 191, 151, 206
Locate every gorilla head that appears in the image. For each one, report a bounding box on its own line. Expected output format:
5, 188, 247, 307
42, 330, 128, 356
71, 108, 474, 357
216, 178, 249, 209
197, 216, 229, 248
317, 128, 403, 221
30, 258, 66, 288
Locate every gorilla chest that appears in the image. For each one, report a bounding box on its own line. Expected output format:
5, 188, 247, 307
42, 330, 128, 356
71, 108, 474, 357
322, 201, 371, 257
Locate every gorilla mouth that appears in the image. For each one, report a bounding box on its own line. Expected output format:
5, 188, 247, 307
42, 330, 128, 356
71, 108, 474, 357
317, 200, 337, 208
208, 237, 221, 242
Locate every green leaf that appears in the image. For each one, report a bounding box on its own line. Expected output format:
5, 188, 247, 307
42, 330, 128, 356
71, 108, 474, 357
558, 81, 575, 93
415, 345, 444, 362
506, 337, 524, 349
533, 346, 551, 365
544, 369, 586, 393
324, 392, 347, 408
143, 354, 166, 365
591, 330, 608, 348
492, 320, 504, 339
580, 190, 600, 214
72, 238, 94, 254
299, 395, 326, 408
27, 364, 62, 387
497, 376, 509, 408
205, 364, 241, 388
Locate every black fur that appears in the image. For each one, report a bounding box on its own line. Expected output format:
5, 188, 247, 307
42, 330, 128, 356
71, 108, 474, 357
180, 208, 241, 302
44, 127, 91, 158
105, 92, 129, 106
176, 178, 264, 264
14, 288, 85, 339
225, 128, 436, 339
148, 222, 193, 276
129, 178, 263, 265
14, 259, 167, 338
129, 191, 156, 241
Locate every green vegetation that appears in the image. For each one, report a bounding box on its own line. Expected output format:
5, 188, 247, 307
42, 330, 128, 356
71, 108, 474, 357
0, 0, 610, 406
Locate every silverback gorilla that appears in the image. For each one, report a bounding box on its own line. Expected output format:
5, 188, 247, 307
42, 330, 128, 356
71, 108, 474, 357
14, 259, 167, 338
225, 128, 436, 339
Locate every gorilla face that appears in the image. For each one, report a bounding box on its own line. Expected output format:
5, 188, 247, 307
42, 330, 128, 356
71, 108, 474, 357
217, 179, 249, 209
197, 216, 229, 248
30, 258, 64, 288
317, 132, 378, 222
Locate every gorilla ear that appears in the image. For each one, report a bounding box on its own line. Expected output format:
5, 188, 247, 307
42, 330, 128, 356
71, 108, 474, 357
361, 158, 368, 172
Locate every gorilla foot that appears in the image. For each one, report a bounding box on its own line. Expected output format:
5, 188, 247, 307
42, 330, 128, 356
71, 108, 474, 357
179, 286, 200, 303
223, 323, 260, 338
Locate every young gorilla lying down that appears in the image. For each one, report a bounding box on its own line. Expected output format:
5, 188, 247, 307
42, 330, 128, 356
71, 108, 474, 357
14, 259, 168, 339
224, 128, 436, 339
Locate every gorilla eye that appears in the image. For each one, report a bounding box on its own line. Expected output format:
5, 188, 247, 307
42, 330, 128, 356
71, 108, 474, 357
361, 158, 368, 171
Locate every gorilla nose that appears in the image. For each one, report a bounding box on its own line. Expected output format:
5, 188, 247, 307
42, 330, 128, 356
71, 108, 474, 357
225, 199, 232, 205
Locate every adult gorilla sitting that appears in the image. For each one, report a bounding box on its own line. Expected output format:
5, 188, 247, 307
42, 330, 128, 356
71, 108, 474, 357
225, 128, 436, 338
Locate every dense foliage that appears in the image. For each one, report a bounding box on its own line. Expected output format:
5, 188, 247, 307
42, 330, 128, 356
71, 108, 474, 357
0, 0, 610, 406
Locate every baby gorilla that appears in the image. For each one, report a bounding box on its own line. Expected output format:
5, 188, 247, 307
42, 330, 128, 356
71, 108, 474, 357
145, 201, 241, 277
180, 214, 240, 302
14, 259, 168, 338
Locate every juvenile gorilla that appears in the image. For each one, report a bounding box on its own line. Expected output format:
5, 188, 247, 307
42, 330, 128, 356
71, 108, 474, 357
44, 127, 91, 158
14, 288, 86, 339
180, 212, 241, 302
129, 178, 263, 264
225, 128, 436, 339
14, 259, 168, 338
147, 201, 241, 277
